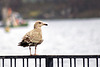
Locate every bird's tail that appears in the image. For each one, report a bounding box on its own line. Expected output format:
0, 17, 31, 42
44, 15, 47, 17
18, 40, 29, 47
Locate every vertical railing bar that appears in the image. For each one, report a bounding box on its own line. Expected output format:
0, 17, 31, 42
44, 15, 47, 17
39, 58, 41, 67
14, 58, 16, 67
35, 58, 37, 67
74, 58, 76, 67
2, 58, 4, 67
70, 58, 72, 67
83, 58, 85, 67
61, 58, 63, 67
27, 58, 28, 67
96, 58, 98, 67
87, 58, 89, 67
10, 58, 12, 67
46, 57, 53, 67
23, 58, 24, 67
46, 58, 47, 67
57, 58, 59, 67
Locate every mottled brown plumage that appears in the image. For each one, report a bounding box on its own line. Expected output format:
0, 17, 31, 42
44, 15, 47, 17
18, 20, 48, 55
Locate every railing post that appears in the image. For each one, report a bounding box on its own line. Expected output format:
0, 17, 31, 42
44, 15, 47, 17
87, 58, 89, 67
14, 58, 16, 67
46, 58, 53, 67
2, 58, 4, 67
96, 58, 98, 67
23, 58, 24, 67
83, 58, 85, 67
27, 58, 28, 67
70, 58, 72, 67
10, 58, 12, 67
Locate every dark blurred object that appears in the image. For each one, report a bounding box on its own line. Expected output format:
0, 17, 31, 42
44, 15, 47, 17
0, 12, 2, 20
0, 0, 100, 19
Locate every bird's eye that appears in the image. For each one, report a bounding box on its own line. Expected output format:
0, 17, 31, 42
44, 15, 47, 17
39, 22, 41, 24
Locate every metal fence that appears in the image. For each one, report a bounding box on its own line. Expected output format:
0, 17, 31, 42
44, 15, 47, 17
0, 55, 100, 67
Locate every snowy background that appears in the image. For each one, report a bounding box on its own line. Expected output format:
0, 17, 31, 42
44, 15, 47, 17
0, 18, 100, 56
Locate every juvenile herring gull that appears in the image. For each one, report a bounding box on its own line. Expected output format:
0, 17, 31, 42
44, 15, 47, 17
18, 20, 48, 55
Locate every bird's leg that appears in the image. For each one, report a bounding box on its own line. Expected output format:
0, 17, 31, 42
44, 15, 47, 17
29, 46, 32, 56
34, 44, 37, 55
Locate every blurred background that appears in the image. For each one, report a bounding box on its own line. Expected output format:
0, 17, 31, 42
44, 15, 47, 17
0, 0, 100, 20
0, 0, 100, 55
0, 0, 100, 19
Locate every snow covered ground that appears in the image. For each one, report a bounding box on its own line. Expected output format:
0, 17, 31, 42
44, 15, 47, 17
0, 18, 100, 56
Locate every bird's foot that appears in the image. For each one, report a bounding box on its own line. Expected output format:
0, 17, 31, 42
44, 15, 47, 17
34, 53, 37, 55
30, 54, 33, 56
30, 54, 38, 56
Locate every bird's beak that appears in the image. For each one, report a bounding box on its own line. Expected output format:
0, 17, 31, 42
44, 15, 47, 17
43, 23, 48, 26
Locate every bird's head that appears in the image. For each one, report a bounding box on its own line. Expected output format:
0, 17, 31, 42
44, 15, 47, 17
34, 20, 48, 29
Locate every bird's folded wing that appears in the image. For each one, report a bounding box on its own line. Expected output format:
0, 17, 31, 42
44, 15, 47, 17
23, 30, 42, 43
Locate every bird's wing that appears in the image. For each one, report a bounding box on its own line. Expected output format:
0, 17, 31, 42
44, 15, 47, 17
22, 31, 32, 43
23, 30, 42, 43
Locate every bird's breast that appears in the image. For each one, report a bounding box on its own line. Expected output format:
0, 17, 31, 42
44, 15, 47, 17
31, 32, 42, 43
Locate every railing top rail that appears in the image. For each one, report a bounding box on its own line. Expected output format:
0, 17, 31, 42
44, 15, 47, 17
0, 55, 100, 59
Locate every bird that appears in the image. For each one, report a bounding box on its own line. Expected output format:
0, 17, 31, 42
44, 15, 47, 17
18, 20, 48, 55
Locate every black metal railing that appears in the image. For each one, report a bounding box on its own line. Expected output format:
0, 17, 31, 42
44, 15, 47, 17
0, 55, 100, 67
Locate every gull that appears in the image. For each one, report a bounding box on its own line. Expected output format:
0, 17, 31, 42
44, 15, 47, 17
18, 20, 48, 55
